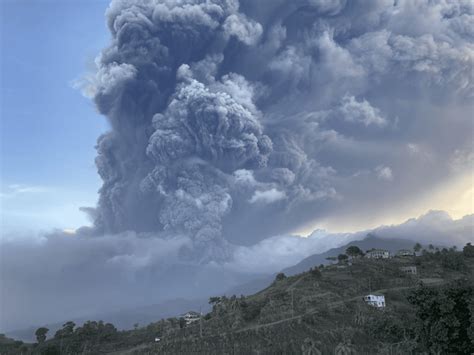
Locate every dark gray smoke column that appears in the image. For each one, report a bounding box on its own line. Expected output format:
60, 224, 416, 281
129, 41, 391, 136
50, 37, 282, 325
91, 0, 274, 258
89, 0, 473, 257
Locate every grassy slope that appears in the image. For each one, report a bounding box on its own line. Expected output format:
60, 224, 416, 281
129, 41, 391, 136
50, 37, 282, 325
4, 252, 473, 354
133, 253, 473, 354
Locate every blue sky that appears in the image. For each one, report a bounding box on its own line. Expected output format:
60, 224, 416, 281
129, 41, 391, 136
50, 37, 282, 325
1, 0, 110, 233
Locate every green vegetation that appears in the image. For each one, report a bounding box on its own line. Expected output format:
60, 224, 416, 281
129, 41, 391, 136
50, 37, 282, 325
2, 243, 473, 354
346, 245, 364, 258
464, 242, 474, 257
408, 280, 473, 354
275, 272, 286, 281
34, 328, 48, 344
413, 242, 422, 253
337, 253, 348, 263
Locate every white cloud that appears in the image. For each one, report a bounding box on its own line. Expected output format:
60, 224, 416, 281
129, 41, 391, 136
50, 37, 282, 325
249, 188, 286, 204
339, 95, 387, 127
375, 165, 393, 181
1, 184, 49, 198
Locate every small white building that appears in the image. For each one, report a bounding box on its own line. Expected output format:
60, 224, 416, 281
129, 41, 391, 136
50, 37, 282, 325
182, 311, 201, 325
396, 249, 414, 257
363, 294, 386, 308
365, 249, 391, 259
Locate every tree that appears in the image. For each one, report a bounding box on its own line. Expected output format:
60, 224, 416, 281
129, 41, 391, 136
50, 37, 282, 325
275, 272, 286, 281
337, 254, 348, 263
346, 246, 364, 258
178, 317, 186, 329
40, 344, 60, 355
62, 321, 75, 335
310, 267, 322, 278
407, 281, 474, 354
209, 296, 221, 305
55, 321, 75, 339
441, 251, 467, 271
413, 243, 422, 253
463, 243, 474, 257
428, 244, 434, 250
35, 327, 49, 343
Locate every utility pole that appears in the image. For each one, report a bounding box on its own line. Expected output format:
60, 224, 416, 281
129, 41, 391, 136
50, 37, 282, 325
199, 306, 203, 338
291, 289, 294, 318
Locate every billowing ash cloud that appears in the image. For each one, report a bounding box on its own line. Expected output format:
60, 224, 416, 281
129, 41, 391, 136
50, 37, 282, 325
82, 0, 473, 255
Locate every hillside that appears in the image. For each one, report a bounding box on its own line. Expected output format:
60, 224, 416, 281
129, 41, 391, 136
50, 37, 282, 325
281, 234, 423, 276
3, 244, 473, 354
223, 234, 432, 297
4, 234, 457, 343
6, 298, 210, 343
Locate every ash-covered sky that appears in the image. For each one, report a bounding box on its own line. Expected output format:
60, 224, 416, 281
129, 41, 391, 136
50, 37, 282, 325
1, 0, 473, 242
1, 0, 473, 332
79, 0, 473, 253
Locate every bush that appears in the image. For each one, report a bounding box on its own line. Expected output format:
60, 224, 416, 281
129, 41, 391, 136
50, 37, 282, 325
407, 280, 474, 354
275, 272, 286, 281
346, 246, 364, 258
337, 254, 349, 263
40, 344, 60, 355
440, 251, 467, 271
240, 299, 265, 321
463, 243, 474, 257
310, 267, 322, 278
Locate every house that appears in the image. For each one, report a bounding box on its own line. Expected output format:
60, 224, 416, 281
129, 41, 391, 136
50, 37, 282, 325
363, 294, 386, 308
396, 249, 414, 257
182, 311, 201, 325
365, 249, 391, 259
400, 266, 417, 275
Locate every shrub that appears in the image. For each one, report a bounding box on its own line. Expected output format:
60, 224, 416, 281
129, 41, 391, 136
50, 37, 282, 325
440, 251, 467, 271
310, 267, 322, 278
407, 280, 474, 354
463, 243, 474, 257
337, 254, 349, 263
240, 299, 265, 321
275, 272, 286, 281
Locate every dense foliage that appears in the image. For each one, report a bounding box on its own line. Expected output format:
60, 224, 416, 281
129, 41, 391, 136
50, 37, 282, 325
408, 280, 474, 354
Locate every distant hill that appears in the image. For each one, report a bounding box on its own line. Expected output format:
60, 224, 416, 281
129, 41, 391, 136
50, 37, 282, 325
282, 234, 419, 276
226, 234, 422, 297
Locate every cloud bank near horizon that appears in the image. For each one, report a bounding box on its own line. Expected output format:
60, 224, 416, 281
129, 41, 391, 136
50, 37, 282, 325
1, 210, 472, 331
76, 0, 473, 258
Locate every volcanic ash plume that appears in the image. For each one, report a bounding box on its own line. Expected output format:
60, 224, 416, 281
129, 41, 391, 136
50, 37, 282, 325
84, 0, 473, 261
